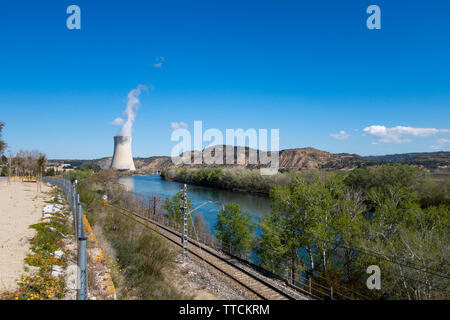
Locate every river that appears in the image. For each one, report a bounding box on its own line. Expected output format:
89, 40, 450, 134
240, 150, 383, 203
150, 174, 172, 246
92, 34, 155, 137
117, 175, 271, 233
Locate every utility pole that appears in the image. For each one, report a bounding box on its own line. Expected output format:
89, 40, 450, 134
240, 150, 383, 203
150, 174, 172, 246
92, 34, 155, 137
179, 193, 222, 264
148, 196, 157, 217
148, 198, 152, 218
181, 184, 188, 263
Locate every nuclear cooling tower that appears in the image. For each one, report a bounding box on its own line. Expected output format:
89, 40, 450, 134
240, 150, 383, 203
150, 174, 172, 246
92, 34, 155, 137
110, 136, 136, 171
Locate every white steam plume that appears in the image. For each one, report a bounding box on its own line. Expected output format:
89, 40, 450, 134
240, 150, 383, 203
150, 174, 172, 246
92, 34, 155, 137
112, 84, 147, 136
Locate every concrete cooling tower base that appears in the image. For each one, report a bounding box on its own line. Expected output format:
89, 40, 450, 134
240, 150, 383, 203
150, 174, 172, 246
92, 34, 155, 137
110, 136, 136, 171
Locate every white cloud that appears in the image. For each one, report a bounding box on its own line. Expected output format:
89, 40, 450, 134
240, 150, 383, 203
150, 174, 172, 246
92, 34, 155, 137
170, 122, 188, 131
153, 56, 165, 68
330, 130, 350, 140
111, 117, 124, 126
430, 138, 450, 151
437, 138, 450, 145
363, 125, 449, 144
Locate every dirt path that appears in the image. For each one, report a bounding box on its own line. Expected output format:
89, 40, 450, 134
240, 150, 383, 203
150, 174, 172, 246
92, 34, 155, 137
0, 181, 50, 292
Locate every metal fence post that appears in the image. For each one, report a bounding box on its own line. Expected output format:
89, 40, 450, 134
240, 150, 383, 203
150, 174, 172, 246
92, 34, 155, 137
76, 197, 88, 300
181, 184, 188, 262
73, 180, 77, 212
77, 194, 82, 238
73, 187, 78, 239
77, 235, 88, 300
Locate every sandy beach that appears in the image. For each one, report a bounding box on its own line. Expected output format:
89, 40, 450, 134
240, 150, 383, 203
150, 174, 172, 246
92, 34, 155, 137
0, 181, 51, 292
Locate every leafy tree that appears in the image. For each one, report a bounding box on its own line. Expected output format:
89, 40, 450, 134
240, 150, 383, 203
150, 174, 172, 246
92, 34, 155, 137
367, 183, 420, 230
163, 192, 192, 231
266, 174, 366, 289
65, 167, 95, 183
343, 163, 449, 210
269, 176, 346, 274
0, 154, 7, 176
257, 165, 449, 299
0, 121, 5, 155
257, 214, 287, 275
414, 176, 450, 208
262, 181, 313, 282
44, 168, 55, 176
35, 154, 46, 191
361, 184, 450, 299
215, 203, 255, 257
332, 188, 366, 283
163, 163, 448, 299
344, 164, 423, 193
81, 162, 102, 172
36, 154, 46, 175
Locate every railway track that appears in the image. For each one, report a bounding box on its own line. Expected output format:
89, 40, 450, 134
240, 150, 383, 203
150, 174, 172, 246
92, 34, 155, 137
109, 204, 311, 300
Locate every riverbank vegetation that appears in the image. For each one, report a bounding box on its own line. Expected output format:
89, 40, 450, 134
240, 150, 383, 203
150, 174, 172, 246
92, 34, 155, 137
66, 164, 449, 299
161, 165, 449, 207
161, 167, 320, 194
211, 164, 449, 299
215, 204, 256, 256
64, 169, 186, 299
163, 192, 192, 230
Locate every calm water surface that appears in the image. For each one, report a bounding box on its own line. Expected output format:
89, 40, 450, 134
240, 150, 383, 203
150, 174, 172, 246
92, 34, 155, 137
117, 175, 271, 232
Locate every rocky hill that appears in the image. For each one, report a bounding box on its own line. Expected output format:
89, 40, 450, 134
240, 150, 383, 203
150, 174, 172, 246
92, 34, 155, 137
279, 148, 365, 170
49, 147, 449, 172
133, 146, 365, 171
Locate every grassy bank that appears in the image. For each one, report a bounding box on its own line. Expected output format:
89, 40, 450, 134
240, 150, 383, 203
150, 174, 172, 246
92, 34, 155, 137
101, 206, 184, 299
66, 169, 186, 299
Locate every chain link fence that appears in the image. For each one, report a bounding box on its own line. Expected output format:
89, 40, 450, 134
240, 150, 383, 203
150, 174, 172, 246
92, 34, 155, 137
42, 177, 88, 300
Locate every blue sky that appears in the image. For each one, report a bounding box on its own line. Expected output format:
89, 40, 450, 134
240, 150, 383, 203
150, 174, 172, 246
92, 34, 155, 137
0, 0, 449, 159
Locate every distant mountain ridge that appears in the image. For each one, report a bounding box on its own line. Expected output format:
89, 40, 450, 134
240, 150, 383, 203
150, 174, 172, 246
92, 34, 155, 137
363, 151, 450, 167
49, 147, 450, 171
